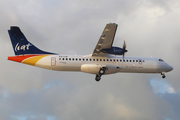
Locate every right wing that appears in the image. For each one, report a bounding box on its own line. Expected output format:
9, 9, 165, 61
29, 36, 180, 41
92, 23, 118, 56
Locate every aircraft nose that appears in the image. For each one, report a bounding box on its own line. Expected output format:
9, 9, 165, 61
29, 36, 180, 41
166, 65, 173, 72
169, 65, 173, 71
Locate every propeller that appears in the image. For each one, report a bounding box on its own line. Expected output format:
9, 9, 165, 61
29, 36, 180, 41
122, 39, 128, 59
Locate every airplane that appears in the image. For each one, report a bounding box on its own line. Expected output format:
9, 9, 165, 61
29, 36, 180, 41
7, 23, 173, 81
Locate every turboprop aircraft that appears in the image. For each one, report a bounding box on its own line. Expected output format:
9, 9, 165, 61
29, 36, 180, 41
7, 23, 173, 81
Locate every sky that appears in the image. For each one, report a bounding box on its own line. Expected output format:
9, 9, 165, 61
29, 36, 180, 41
0, 0, 180, 120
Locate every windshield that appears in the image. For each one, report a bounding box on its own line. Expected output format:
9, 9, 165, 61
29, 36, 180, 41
159, 59, 164, 62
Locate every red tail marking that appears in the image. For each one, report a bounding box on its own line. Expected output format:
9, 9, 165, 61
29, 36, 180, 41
8, 55, 39, 63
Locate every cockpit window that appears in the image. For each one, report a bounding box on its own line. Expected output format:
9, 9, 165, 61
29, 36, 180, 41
159, 59, 164, 62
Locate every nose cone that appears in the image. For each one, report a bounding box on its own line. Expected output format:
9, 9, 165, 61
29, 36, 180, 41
157, 61, 173, 72
165, 64, 173, 72
168, 65, 173, 72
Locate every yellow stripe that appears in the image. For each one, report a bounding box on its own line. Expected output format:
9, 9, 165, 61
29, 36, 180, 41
22, 55, 49, 66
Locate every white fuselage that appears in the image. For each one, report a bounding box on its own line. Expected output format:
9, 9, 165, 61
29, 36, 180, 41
7, 25, 173, 81
35, 54, 173, 75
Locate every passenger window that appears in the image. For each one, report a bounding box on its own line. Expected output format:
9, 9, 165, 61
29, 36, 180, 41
59, 58, 61, 60
136, 60, 138, 62
126, 60, 128, 62
83, 58, 85, 61
123, 60, 125, 62
66, 58, 68, 60
113, 59, 115, 62
107, 59, 109, 61
79, 58, 81, 61
100, 59, 102, 61
97, 59, 98, 61
133, 60, 135, 62
69, 58, 71, 60
89, 59, 91, 61
93, 59, 95, 61
110, 59, 112, 62
76, 58, 78, 61
130, 60, 131, 62
117, 59, 118, 62
103, 59, 105, 61
86, 59, 88, 61
120, 59, 122, 62
143, 60, 145, 62
72, 58, 74, 61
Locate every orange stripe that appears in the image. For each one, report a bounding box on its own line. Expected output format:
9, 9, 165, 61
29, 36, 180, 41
8, 55, 39, 63
22, 55, 49, 66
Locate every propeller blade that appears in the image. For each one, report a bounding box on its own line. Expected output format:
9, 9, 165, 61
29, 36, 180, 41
123, 39, 126, 49
122, 39, 127, 60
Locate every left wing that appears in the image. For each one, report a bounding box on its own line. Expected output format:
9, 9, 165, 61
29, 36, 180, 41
92, 23, 118, 56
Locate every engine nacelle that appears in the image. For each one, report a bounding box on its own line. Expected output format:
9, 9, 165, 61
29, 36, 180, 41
101, 46, 124, 55
81, 64, 103, 74
81, 64, 120, 75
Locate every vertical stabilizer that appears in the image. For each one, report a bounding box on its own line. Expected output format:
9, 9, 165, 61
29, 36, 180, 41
8, 26, 55, 55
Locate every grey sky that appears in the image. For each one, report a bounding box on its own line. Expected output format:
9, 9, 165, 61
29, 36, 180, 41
0, 0, 180, 120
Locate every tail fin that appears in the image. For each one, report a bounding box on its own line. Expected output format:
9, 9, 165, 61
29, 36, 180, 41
8, 26, 56, 55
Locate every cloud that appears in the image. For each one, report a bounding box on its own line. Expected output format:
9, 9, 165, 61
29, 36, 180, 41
0, 0, 180, 120
150, 79, 176, 94
162, 92, 180, 120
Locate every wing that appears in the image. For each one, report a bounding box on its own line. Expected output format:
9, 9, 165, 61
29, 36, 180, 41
92, 23, 118, 56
